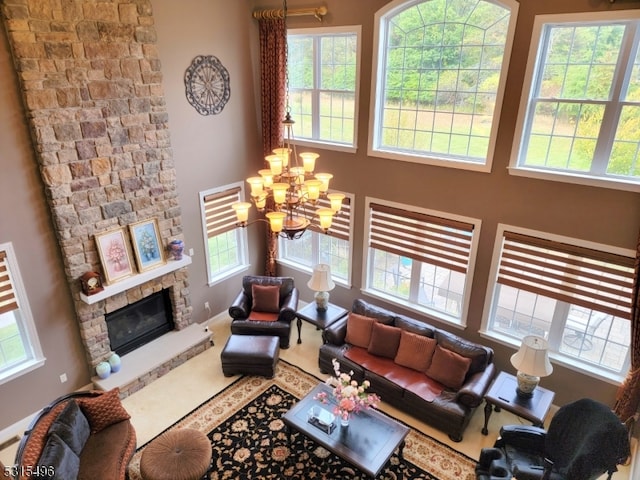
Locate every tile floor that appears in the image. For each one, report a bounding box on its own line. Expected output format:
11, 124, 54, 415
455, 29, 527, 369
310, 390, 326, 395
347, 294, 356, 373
1, 315, 634, 479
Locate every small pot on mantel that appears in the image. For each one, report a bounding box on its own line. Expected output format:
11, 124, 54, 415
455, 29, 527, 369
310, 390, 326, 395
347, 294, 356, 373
96, 361, 111, 379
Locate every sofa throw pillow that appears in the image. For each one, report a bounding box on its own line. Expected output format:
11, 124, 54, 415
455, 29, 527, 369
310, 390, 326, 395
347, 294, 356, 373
47, 400, 90, 456
394, 330, 437, 371
251, 284, 280, 313
79, 388, 130, 434
344, 313, 375, 348
426, 345, 472, 390
37, 432, 80, 480
367, 322, 402, 359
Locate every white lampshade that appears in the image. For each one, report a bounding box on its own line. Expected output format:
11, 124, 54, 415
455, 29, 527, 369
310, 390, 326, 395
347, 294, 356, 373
511, 336, 553, 377
314, 173, 333, 192
265, 211, 286, 233
327, 192, 345, 212
511, 335, 553, 398
231, 202, 251, 222
307, 264, 336, 292
300, 152, 319, 173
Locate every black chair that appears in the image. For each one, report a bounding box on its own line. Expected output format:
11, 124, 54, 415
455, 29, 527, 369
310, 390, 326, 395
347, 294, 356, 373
476, 398, 630, 480
228, 275, 298, 349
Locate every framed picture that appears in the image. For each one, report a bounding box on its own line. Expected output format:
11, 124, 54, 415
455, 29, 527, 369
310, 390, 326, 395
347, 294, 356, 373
129, 218, 166, 272
95, 228, 135, 284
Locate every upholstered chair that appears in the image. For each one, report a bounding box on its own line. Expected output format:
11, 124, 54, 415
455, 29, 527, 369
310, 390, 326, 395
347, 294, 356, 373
475, 398, 630, 480
228, 275, 299, 349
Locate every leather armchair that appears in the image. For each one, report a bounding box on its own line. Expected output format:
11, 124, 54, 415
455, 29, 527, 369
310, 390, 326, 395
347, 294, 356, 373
475, 398, 630, 480
229, 275, 299, 349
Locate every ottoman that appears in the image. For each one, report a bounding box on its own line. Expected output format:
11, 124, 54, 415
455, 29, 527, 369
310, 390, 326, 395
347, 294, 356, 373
140, 428, 212, 480
221, 334, 280, 378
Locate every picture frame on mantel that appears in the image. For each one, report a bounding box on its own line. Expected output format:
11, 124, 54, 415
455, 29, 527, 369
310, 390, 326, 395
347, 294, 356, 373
95, 227, 135, 284
129, 218, 166, 272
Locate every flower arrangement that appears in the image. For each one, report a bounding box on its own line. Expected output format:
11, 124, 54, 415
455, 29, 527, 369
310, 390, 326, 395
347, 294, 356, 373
315, 358, 380, 422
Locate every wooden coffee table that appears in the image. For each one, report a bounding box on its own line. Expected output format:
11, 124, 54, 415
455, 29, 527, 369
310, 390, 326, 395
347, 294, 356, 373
282, 383, 409, 478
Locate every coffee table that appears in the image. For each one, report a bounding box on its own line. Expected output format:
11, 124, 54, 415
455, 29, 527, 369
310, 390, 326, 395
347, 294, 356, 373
282, 383, 409, 478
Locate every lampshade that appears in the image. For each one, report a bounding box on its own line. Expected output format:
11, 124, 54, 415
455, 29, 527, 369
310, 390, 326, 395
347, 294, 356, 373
307, 264, 335, 292
510, 336, 553, 377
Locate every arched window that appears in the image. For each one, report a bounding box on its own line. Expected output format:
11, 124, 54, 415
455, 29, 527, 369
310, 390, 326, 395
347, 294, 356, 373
370, 0, 518, 171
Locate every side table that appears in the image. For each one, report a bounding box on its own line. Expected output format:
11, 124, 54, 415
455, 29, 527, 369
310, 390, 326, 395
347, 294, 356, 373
482, 371, 555, 435
295, 302, 348, 344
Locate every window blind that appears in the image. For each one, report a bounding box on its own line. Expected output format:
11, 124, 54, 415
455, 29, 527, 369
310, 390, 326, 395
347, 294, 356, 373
368, 203, 475, 274
0, 250, 19, 315
497, 231, 635, 320
309, 195, 351, 241
203, 186, 242, 239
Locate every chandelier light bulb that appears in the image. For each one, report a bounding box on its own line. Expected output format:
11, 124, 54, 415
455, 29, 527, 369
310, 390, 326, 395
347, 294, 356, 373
232, 202, 252, 223
266, 154, 282, 175
304, 179, 322, 201
246, 177, 264, 197
327, 192, 345, 212
316, 208, 334, 231
271, 183, 289, 204
266, 211, 286, 233
314, 173, 333, 192
300, 152, 319, 173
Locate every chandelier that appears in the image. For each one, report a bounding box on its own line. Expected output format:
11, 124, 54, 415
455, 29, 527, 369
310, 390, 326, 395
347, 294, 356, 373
232, 1, 343, 240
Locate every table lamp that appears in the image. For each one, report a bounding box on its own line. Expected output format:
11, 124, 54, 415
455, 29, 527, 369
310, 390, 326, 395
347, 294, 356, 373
510, 335, 553, 398
307, 264, 335, 312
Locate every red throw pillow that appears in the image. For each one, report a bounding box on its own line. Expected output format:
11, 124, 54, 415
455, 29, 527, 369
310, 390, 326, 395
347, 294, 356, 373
344, 312, 375, 348
251, 284, 280, 313
394, 330, 437, 371
367, 322, 402, 359
425, 345, 472, 390
78, 388, 131, 434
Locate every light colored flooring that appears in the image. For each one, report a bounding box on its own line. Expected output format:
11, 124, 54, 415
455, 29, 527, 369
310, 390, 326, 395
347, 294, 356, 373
1, 315, 635, 478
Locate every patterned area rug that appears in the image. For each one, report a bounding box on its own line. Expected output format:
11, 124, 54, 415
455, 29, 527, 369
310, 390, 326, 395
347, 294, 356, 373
127, 361, 476, 480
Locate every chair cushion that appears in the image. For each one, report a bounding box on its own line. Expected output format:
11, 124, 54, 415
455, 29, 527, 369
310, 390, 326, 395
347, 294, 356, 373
252, 284, 280, 313
426, 345, 471, 390
394, 330, 437, 372
47, 400, 90, 456
344, 312, 375, 348
368, 322, 402, 359
78, 388, 130, 434
248, 311, 279, 321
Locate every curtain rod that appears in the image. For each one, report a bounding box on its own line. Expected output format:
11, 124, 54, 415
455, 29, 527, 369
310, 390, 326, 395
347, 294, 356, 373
252, 6, 327, 21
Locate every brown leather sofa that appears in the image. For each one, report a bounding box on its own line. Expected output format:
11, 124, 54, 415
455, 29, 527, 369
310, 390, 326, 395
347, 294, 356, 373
319, 299, 496, 442
229, 275, 299, 349
12, 389, 136, 480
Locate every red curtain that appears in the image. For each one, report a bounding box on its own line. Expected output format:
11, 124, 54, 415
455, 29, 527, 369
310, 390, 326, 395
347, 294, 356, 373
258, 17, 286, 277
614, 231, 640, 423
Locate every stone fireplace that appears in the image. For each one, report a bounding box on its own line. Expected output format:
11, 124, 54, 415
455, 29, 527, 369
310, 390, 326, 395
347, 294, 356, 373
1, 0, 211, 395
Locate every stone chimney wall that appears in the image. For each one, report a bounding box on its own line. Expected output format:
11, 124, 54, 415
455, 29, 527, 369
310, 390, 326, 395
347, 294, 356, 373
1, 0, 204, 390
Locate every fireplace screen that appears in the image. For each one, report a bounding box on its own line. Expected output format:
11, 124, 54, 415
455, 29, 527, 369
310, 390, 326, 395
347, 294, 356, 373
106, 289, 174, 356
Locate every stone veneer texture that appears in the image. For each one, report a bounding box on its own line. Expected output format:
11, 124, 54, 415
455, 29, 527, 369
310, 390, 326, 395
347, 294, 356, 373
1, 0, 205, 381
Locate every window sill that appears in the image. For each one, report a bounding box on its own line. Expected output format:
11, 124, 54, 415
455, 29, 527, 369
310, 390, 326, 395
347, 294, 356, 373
207, 264, 249, 287
276, 259, 351, 289
368, 147, 491, 173
508, 166, 640, 193
293, 138, 356, 154
0, 356, 46, 387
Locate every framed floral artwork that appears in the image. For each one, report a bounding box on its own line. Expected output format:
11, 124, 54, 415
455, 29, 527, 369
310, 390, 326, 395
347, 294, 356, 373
129, 218, 166, 272
95, 228, 135, 284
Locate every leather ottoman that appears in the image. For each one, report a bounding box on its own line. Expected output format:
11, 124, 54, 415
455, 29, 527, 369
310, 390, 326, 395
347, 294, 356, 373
140, 428, 212, 480
220, 334, 280, 378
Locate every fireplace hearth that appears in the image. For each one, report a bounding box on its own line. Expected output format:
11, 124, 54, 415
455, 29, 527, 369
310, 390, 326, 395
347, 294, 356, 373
106, 290, 174, 356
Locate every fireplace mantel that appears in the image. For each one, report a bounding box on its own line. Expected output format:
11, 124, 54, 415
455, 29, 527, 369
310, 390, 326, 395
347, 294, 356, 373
80, 255, 192, 305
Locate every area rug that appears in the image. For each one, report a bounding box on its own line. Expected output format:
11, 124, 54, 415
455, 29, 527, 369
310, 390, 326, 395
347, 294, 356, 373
127, 361, 476, 480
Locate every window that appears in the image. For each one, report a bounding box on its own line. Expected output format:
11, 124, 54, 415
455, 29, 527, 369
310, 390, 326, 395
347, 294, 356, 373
278, 192, 353, 284
0, 242, 45, 385
363, 199, 480, 325
511, 11, 640, 190
200, 183, 249, 284
287, 26, 361, 150
370, 0, 518, 171
483, 225, 634, 380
